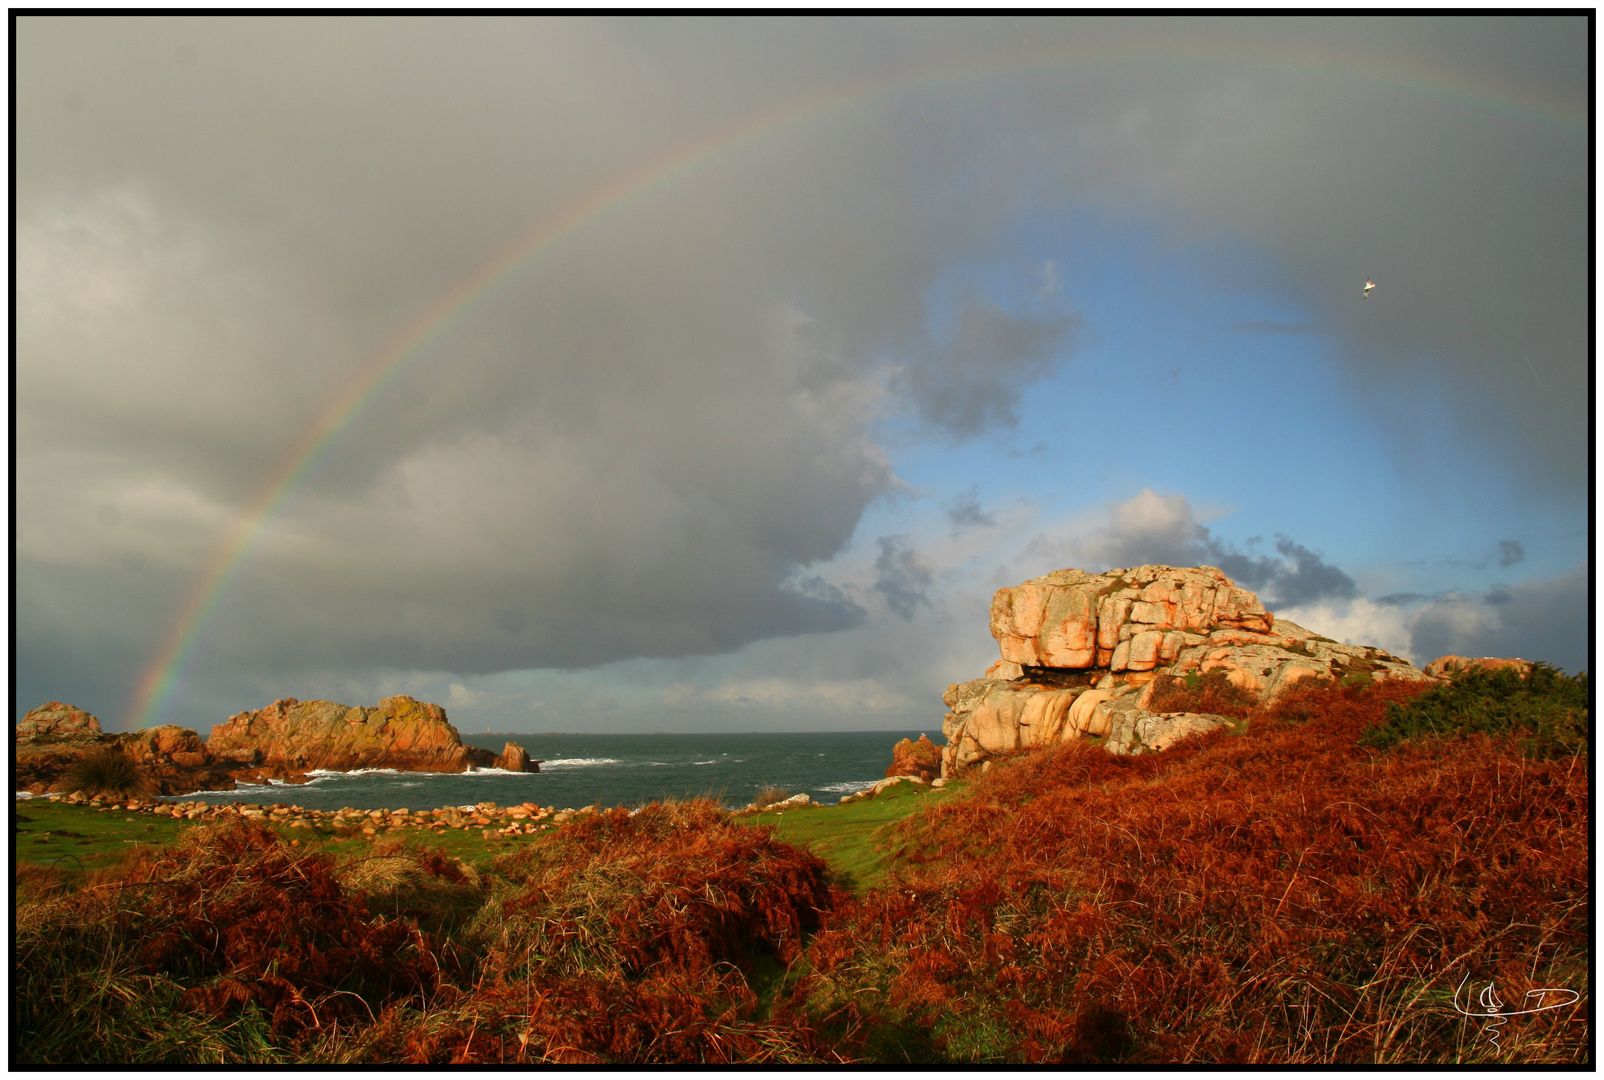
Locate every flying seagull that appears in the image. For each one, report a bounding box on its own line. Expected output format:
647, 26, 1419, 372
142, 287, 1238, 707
1363, 278, 1377, 298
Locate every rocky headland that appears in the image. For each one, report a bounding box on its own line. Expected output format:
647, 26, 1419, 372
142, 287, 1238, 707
14, 695, 536, 797
938, 564, 1442, 777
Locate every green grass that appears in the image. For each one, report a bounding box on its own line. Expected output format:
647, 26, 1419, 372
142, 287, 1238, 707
12, 800, 566, 887
14, 801, 193, 880
15, 786, 964, 896
746, 780, 965, 890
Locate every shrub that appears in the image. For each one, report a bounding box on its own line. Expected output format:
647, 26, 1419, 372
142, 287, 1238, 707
1144, 670, 1259, 719
1362, 663, 1588, 758
64, 746, 146, 798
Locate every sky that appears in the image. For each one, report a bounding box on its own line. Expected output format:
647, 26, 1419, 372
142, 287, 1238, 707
15, 15, 1592, 735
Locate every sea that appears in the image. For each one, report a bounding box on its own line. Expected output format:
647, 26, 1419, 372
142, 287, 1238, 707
96, 731, 939, 813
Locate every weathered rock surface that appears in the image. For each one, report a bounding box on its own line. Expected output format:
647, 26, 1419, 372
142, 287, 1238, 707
941, 565, 1436, 777
207, 695, 496, 774
16, 694, 510, 797
886, 734, 941, 782
493, 741, 540, 773
14, 706, 238, 796
16, 702, 102, 740
1423, 655, 1533, 679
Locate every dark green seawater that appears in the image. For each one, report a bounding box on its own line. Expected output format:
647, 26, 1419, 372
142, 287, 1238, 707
148, 731, 937, 812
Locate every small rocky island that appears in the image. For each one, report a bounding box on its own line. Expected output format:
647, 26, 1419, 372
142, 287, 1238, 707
14, 695, 537, 797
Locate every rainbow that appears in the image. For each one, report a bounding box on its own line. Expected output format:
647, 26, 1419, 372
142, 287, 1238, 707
127, 39, 1584, 728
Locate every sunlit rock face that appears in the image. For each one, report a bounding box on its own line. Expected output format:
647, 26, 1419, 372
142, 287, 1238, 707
16, 702, 103, 740
943, 565, 1434, 777
206, 694, 497, 774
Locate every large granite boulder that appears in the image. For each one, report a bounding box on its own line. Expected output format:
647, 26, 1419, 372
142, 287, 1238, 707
16, 702, 102, 740
941, 565, 1435, 777
886, 734, 942, 782
207, 695, 496, 773
493, 741, 539, 772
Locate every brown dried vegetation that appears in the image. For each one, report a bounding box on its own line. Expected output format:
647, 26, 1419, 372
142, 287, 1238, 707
793, 679, 1589, 1063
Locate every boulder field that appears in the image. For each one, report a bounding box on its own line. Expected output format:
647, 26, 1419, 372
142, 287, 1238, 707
14, 695, 537, 797
28, 789, 606, 838
938, 564, 1442, 778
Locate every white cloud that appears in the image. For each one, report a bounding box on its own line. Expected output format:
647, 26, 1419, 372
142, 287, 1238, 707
1274, 599, 1420, 661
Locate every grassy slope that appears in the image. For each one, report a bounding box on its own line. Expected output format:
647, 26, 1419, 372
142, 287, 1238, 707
749, 781, 967, 890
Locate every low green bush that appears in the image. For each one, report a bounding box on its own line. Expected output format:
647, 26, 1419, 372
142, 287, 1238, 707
1361, 663, 1588, 758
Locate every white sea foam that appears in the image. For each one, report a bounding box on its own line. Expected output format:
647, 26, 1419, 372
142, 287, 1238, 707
15, 791, 37, 799
818, 779, 879, 794
296, 766, 526, 780
306, 767, 403, 778
540, 758, 622, 768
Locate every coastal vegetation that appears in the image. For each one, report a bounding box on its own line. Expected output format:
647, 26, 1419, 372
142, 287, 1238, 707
14, 672, 1588, 1065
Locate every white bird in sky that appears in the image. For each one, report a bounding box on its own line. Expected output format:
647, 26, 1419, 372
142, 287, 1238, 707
1363, 278, 1377, 298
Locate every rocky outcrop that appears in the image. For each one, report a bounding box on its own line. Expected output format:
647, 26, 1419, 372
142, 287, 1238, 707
493, 741, 540, 773
941, 565, 1436, 777
16, 702, 102, 740
886, 734, 941, 782
17, 695, 503, 796
15, 706, 238, 796
1423, 655, 1533, 679
207, 695, 496, 774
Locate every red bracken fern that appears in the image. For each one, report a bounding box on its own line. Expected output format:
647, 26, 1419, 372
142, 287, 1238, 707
792, 678, 1589, 1064
388, 799, 847, 1064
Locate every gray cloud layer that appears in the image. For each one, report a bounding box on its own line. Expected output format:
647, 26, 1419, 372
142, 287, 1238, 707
1407, 565, 1589, 675
16, 17, 1587, 725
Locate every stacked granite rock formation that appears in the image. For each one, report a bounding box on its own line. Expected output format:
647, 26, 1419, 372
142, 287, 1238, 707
941, 564, 1435, 777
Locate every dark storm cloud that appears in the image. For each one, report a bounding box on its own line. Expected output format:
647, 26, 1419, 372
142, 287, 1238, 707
1043, 489, 1359, 608
1229, 537, 1361, 609
14, 16, 1585, 726
901, 297, 1079, 438
873, 536, 935, 620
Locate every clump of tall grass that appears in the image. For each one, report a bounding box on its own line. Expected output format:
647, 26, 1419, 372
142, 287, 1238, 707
751, 784, 792, 808
15, 818, 449, 1064
64, 745, 146, 798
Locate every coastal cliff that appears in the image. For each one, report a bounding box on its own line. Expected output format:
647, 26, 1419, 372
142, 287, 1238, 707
940, 564, 1439, 776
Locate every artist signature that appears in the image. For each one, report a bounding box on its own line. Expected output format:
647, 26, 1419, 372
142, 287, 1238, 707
1453, 973, 1580, 1051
